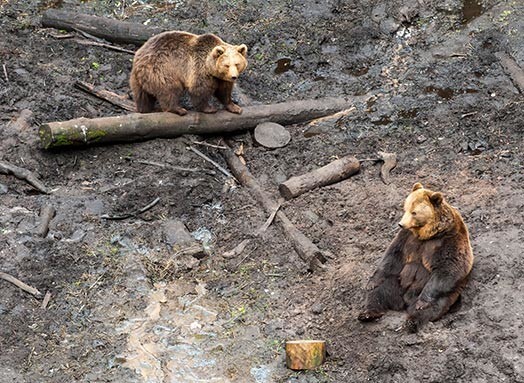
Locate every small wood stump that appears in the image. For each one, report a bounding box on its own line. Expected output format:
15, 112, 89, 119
285, 340, 326, 370
254, 122, 291, 149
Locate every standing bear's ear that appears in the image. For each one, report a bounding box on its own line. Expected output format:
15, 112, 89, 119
237, 44, 248, 57
212, 46, 226, 58
412, 182, 423, 191
430, 192, 443, 206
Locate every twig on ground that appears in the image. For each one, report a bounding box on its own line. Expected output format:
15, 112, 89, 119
188, 146, 235, 179
222, 239, 251, 259
72, 38, 136, 54
75, 81, 135, 111
35, 205, 56, 237
132, 158, 214, 174
101, 197, 160, 220
461, 111, 478, 119
0, 160, 50, 194
3, 64, 8, 82
41, 291, 52, 309
0, 271, 42, 297
256, 199, 282, 235
191, 141, 228, 150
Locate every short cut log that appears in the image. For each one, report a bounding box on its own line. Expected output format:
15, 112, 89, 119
285, 340, 326, 370
279, 155, 360, 200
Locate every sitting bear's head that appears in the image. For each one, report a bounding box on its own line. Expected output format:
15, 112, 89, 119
209, 44, 248, 82
399, 183, 450, 240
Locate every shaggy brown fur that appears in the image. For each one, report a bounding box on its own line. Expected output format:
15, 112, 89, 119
357, 183, 474, 332
130, 31, 248, 115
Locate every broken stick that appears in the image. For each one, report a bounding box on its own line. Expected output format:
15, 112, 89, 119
223, 149, 326, 271
75, 81, 135, 112
35, 204, 56, 237
495, 52, 524, 93
0, 271, 42, 297
39, 97, 354, 149
279, 155, 360, 200
377, 151, 397, 185
286, 340, 326, 370
0, 160, 50, 194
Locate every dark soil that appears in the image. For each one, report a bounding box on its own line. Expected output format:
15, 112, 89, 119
1, 0, 523, 382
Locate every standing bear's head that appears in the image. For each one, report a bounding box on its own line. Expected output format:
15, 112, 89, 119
209, 44, 248, 82
399, 183, 456, 240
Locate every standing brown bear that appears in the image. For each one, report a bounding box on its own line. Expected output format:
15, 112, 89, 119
358, 183, 474, 333
130, 31, 248, 115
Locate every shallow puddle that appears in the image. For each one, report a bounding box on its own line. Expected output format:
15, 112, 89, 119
462, 0, 483, 23
274, 58, 293, 74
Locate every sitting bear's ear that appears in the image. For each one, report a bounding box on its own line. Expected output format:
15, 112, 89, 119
212, 46, 226, 58
412, 182, 423, 191
430, 192, 443, 206
237, 44, 248, 57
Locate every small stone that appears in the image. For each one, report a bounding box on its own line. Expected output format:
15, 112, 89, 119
311, 303, 323, 315
416, 135, 427, 144
0, 183, 7, 194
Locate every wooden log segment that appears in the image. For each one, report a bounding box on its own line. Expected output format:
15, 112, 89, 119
38, 97, 353, 149
285, 340, 326, 370
42, 9, 164, 45
279, 155, 360, 200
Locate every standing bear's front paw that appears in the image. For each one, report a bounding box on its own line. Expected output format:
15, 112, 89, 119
225, 103, 242, 114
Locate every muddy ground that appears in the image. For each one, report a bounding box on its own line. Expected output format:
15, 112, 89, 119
1, 0, 523, 382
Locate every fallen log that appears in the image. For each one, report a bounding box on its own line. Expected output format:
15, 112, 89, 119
279, 155, 360, 200
286, 340, 326, 370
223, 148, 326, 271
42, 9, 164, 45
38, 97, 353, 149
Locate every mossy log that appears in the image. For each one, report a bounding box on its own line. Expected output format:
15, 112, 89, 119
286, 340, 326, 370
279, 155, 360, 200
39, 97, 353, 149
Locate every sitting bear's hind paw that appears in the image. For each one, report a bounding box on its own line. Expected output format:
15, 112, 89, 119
357, 310, 384, 322
404, 318, 420, 333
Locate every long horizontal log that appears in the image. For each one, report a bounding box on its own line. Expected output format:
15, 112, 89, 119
42, 9, 164, 45
38, 97, 353, 149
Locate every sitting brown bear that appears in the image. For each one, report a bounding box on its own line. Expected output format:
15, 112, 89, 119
130, 31, 248, 115
358, 183, 474, 332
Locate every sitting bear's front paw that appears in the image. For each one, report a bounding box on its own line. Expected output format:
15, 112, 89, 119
357, 310, 384, 322
415, 299, 431, 311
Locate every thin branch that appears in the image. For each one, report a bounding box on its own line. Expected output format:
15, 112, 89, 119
187, 146, 234, 179
0, 160, 50, 194
0, 271, 42, 297
72, 38, 136, 55
101, 197, 160, 220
